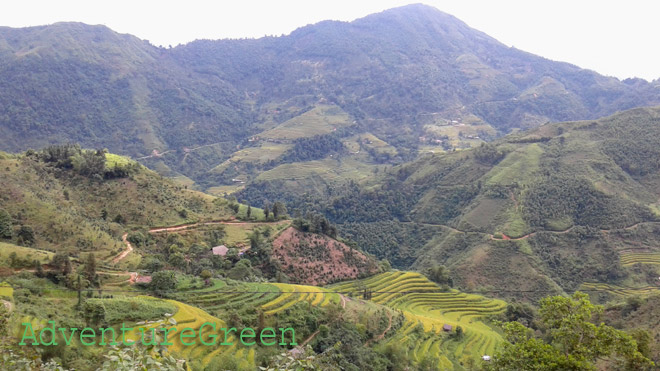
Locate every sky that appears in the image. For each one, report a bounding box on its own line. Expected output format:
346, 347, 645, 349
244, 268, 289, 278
1, 0, 659, 81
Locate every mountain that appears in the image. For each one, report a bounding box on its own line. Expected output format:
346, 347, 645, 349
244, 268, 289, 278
1, 4, 660, 189
239, 106, 660, 300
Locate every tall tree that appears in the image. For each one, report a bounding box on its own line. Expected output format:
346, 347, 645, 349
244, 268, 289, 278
84, 253, 97, 285
272, 201, 287, 219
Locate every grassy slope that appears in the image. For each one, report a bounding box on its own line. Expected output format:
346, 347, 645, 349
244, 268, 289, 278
0, 152, 234, 269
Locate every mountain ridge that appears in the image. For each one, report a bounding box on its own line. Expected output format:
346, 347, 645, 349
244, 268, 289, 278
1, 4, 660, 189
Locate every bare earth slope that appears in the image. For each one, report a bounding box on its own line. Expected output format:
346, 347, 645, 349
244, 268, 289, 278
272, 226, 379, 285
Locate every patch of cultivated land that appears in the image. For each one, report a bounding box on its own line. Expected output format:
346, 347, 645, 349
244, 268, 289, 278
272, 227, 380, 285
260, 105, 353, 140
330, 271, 506, 368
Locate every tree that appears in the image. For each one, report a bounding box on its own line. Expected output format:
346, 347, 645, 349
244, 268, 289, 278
425, 265, 452, 289
114, 213, 126, 224
149, 270, 177, 296
263, 204, 270, 220
0, 208, 12, 239
200, 270, 213, 286
248, 230, 264, 251
272, 201, 287, 219
246, 204, 252, 219
34, 260, 45, 278
168, 252, 186, 268
17, 225, 35, 246
454, 326, 463, 340
485, 292, 653, 370
51, 252, 70, 274
84, 253, 97, 285
227, 259, 254, 281
63, 258, 73, 276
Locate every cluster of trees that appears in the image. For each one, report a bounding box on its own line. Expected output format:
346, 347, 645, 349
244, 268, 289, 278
486, 292, 653, 370
47, 252, 99, 290
263, 201, 287, 221
292, 212, 338, 238
601, 115, 660, 176
473, 142, 506, 165
279, 133, 346, 163
424, 265, 453, 290
522, 175, 652, 229
34, 144, 138, 179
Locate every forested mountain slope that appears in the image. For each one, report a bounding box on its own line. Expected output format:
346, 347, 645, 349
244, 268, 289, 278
240, 106, 660, 299
1, 4, 659, 187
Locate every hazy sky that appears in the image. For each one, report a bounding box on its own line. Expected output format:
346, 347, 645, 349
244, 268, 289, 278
2, 0, 659, 81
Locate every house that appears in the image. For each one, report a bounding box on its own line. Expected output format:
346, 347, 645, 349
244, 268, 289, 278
135, 275, 152, 284
212, 245, 229, 256
443, 324, 452, 332
482, 355, 491, 361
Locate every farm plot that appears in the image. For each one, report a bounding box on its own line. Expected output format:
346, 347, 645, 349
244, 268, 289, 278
122, 298, 254, 370
330, 271, 505, 368
173, 281, 341, 317
580, 282, 660, 297
620, 251, 660, 266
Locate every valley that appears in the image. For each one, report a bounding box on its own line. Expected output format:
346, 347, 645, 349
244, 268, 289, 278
1, 3, 660, 370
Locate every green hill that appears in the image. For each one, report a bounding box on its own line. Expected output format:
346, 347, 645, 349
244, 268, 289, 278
239, 106, 660, 300
0, 145, 235, 269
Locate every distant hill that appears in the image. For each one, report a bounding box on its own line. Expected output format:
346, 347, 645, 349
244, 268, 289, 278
240, 106, 660, 299
1, 4, 659, 188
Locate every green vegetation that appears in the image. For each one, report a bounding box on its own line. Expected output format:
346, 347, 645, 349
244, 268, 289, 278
0, 146, 235, 268
486, 292, 653, 370
3, 4, 659, 190
84, 296, 176, 324
4, 6, 660, 370
239, 107, 660, 299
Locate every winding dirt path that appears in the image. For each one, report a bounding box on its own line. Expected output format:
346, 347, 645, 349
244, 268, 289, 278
112, 233, 134, 264
299, 330, 320, 348
340, 294, 347, 309
490, 226, 575, 241
365, 311, 393, 346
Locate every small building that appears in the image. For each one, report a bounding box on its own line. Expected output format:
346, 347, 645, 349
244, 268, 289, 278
212, 245, 229, 256
482, 355, 491, 361
443, 324, 452, 332
135, 275, 152, 284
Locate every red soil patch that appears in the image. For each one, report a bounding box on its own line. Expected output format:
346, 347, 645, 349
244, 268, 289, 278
272, 227, 379, 286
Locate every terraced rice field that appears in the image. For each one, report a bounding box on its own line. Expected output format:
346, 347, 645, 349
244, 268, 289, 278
123, 298, 252, 370
174, 281, 340, 317
331, 271, 506, 368
619, 251, 660, 266
580, 282, 660, 297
